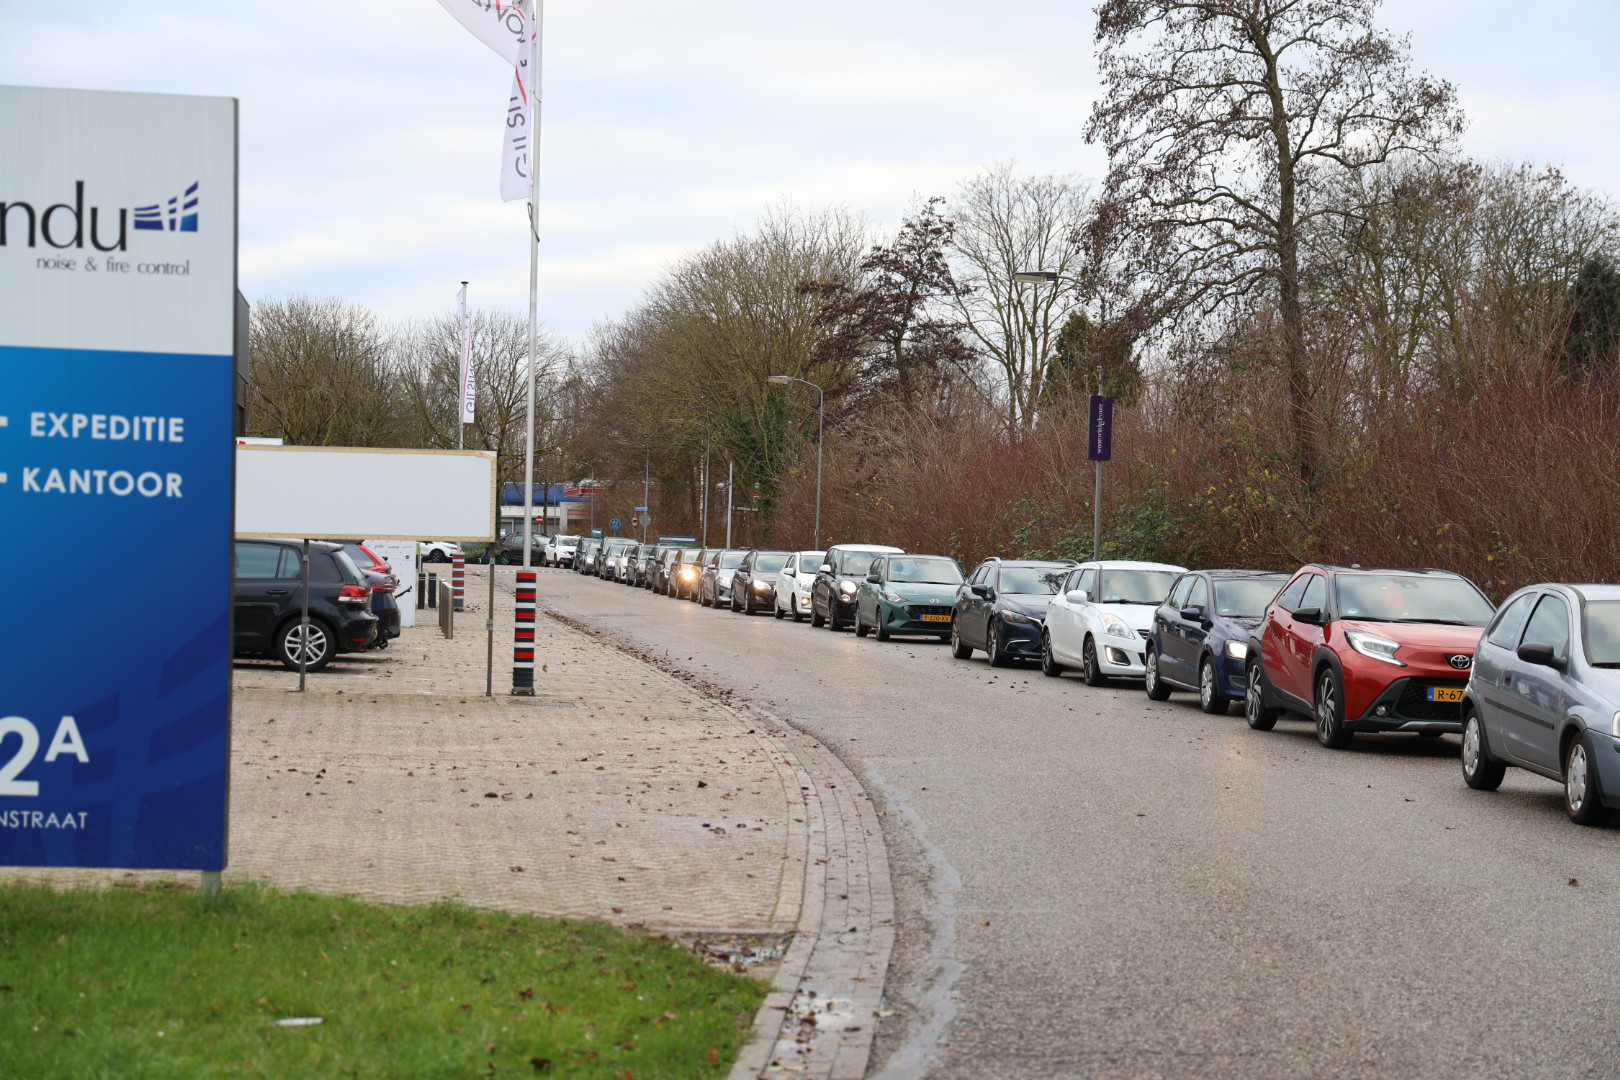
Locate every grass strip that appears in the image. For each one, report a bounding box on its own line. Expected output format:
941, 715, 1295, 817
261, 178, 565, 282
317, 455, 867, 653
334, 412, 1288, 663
0, 881, 765, 1079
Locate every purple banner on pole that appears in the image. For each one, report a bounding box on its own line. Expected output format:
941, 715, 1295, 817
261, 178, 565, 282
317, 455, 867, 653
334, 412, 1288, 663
1088, 395, 1113, 461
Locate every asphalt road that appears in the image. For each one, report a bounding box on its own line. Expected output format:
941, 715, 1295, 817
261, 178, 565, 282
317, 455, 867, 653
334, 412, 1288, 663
536, 570, 1620, 1080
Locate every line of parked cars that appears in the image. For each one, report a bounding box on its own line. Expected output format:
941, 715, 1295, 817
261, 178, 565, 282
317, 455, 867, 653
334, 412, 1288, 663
555, 533, 1620, 827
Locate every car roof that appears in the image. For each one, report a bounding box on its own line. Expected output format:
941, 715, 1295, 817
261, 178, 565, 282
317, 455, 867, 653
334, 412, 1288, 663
1079, 560, 1187, 572
1197, 569, 1288, 579
242, 537, 342, 553
990, 559, 1075, 568
1560, 584, 1620, 602
829, 544, 905, 553
1305, 564, 1465, 578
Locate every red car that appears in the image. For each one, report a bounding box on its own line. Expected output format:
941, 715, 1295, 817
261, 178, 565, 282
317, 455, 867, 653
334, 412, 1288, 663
1243, 565, 1497, 748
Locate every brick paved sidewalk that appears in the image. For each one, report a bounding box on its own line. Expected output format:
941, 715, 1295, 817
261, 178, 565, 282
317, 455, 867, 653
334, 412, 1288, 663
3, 566, 807, 937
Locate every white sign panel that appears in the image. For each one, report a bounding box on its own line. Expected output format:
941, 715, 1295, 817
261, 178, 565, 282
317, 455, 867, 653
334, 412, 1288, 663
235, 446, 497, 541
0, 85, 238, 355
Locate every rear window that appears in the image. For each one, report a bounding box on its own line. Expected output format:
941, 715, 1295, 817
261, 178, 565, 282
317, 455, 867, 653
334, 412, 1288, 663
328, 549, 365, 585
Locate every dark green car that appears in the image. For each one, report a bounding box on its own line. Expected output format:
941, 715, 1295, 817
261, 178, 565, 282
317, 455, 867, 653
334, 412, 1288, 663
854, 554, 965, 641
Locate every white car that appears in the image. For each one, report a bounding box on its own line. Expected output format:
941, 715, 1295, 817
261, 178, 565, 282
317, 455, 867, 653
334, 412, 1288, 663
774, 550, 826, 622
1043, 560, 1186, 684
419, 540, 464, 564
547, 534, 579, 568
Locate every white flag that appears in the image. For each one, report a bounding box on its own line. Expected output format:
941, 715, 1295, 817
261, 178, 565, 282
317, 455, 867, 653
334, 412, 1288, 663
434, 0, 528, 65
456, 286, 476, 425
501, 53, 534, 202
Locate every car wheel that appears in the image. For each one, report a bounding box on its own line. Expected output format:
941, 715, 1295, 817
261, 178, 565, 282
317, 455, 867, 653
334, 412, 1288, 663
1244, 663, 1279, 730
774, 601, 784, 620
1564, 733, 1610, 826
876, 619, 891, 642
811, 600, 825, 628
987, 622, 1009, 668
828, 607, 845, 632
855, 612, 870, 638
1314, 667, 1353, 749
426, 550, 447, 564
1082, 636, 1108, 687
950, 620, 972, 660
276, 617, 335, 673
1460, 709, 1506, 791
1199, 657, 1230, 715
1144, 645, 1171, 700
1040, 631, 1063, 678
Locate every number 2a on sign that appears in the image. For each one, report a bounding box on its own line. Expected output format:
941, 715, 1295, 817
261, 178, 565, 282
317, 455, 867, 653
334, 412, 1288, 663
0, 716, 90, 797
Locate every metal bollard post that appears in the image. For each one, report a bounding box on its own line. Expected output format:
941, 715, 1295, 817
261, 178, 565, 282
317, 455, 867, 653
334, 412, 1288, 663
453, 554, 465, 612
416, 571, 426, 610
512, 571, 535, 694
427, 572, 438, 608
439, 581, 454, 639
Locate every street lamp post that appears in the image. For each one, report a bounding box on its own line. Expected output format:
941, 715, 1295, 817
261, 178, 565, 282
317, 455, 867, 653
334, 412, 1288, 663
767, 375, 824, 549
1012, 270, 1104, 560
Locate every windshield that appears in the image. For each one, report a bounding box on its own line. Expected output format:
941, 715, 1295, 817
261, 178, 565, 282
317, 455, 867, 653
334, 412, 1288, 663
837, 551, 884, 577
555, 535, 578, 546
581, 539, 601, 550
1335, 574, 1494, 625
799, 552, 826, 575
887, 557, 963, 585
999, 567, 1065, 595
719, 551, 746, 569
1097, 569, 1179, 605
1214, 579, 1285, 618
1586, 603, 1620, 665
755, 554, 789, 574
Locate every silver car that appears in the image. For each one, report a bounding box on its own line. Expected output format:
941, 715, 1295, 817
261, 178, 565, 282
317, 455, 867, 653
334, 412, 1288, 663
1462, 583, 1620, 825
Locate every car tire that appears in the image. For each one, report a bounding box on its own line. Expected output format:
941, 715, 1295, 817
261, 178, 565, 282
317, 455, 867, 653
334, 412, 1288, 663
855, 612, 870, 638
950, 620, 973, 660
774, 602, 784, 620
276, 617, 335, 673
1144, 645, 1171, 700
1245, 663, 1281, 730
1564, 732, 1610, 826
876, 620, 891, 642
811, 601, 825, 628
987, 622, 1009, 668
426, 550, 447, 564
1460, 709, 1506, 791
828, 607, 845, 632
1198, 657, 1230, 715
1040, 631, 1063, 677
1314, 666, 1353, 749
1081, 636, 1108, 687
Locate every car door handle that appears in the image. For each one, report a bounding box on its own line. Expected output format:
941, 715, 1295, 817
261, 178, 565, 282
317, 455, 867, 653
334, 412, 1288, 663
266, 589, 289, 595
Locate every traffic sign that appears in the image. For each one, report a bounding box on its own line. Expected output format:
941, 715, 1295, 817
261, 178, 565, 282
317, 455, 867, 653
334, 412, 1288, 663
608, 517, 622, 532
633, 505, 648, 512
630, 515, 640, 527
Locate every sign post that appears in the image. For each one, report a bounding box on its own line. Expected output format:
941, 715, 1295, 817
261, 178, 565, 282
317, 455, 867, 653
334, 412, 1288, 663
1087, 393, 1113, 561
0, 86, 238, 879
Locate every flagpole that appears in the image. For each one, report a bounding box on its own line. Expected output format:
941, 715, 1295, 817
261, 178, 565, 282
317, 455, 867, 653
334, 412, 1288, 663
513, 0, 543, 696
459, 280, 468, 451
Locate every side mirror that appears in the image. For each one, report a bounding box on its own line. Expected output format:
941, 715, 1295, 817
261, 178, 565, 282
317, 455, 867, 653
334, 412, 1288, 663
1066, 590, 1088, 605
1180, 606, 1206, 622
970, 583, 990, 599
1517, 641, 1567, 671
820, 564, 833, 574
1292, 606, 1323, 625
865, 573, 881, 584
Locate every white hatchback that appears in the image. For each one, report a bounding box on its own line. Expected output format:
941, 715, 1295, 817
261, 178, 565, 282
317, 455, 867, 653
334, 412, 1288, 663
1044, 561, 1186, 684
774, 550, 826, 622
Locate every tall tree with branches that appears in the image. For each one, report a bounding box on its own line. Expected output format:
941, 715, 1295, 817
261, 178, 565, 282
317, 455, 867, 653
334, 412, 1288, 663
1086, 0, 1464, 484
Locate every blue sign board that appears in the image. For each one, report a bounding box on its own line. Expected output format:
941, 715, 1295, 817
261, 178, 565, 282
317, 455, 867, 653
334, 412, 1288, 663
1088, 395, 1113, 462
608, 517, 622, 532
0, 87, 238, 872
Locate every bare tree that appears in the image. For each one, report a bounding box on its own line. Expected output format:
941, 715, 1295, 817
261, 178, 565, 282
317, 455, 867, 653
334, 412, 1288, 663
946, 164, 1094, 430
247, 295, 400, 446
1087, 0, 1463, 483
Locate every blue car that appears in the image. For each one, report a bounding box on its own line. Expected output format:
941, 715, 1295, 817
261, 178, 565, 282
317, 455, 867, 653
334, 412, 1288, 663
1144, 570, 1288, 713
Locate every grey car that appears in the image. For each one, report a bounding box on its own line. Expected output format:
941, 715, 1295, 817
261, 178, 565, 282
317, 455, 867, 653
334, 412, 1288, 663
700, 549, 748, 608
1461, 583, 1620, 825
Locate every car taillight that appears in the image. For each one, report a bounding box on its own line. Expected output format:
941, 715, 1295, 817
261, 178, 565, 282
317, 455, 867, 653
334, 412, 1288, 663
338, 584, 369, 604
371, 581, 395, 594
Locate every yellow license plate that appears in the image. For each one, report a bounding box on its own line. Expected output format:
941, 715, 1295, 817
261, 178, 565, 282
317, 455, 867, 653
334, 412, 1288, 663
921, 614, 951, 623
1427, 687, 1464, 703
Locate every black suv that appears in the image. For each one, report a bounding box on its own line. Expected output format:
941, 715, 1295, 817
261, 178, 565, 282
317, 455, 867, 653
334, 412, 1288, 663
812, 545, 904, 631
499, 532, 547, 565
952, 559, 1075, 666
233, 539, 378, 672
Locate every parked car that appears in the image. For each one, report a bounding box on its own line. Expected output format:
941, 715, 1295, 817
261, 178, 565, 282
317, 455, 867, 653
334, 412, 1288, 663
951, 559, 1074, 666
420, 540, 463, 564
812, 544, 905, 631
774, 550, 825, 622
673, 548, 709, 600
598, 537, 636, 581
319, 539, 391, 576
575, 536, 603, 574
233, 538, 378, 672
499, 532, 547, 565
640, 545, 668, 588
699, 549, 748, 607
654, 546, 684, 595
1459, 584, 1620, 824
1244, 565, 1495, 748
729, 550, 792, 614
1144, 570, 1288, 712
854, 554, 964, 641
361, 567, 401, 647
546, 534, 580, 568
1043, 560, 1187, 685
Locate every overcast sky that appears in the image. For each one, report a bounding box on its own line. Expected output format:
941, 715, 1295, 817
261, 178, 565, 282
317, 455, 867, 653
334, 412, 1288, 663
2, 1, 1614, 341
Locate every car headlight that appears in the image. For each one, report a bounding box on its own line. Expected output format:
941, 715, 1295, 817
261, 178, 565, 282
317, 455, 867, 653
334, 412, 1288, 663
1225, 639, 1248, 659
882, 587, 906, 604
753, 579, 769, 590
1002, 610, 1038, 625
1612, 710, 1620, 738
1100, 613, 1134, 638
839, 580, 857, 594
1344, 629, 1405, 666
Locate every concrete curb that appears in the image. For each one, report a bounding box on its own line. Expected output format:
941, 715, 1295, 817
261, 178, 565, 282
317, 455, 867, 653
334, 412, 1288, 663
536, 603, 895, 1080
